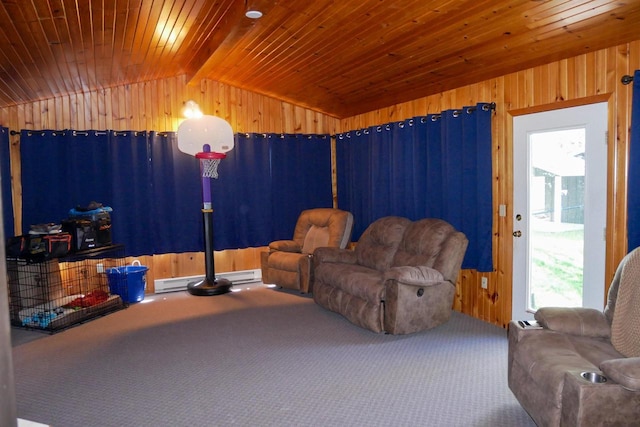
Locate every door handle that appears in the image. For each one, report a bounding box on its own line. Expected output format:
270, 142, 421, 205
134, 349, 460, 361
513, 230, 522, 237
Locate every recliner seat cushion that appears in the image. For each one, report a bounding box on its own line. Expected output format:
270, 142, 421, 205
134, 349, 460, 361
268, 251, 305, 272
513, 332, 597, 409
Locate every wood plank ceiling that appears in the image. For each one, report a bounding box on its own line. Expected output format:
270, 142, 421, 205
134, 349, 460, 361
0, 0, 639, 119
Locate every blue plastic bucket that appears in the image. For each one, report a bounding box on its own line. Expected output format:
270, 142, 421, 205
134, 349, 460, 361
106, 261, 148, 303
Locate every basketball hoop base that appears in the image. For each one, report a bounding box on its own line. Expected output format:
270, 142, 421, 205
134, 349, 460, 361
187, 277, 232, 296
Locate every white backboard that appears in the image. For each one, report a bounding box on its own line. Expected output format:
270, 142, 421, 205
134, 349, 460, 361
177, 115, 234, 156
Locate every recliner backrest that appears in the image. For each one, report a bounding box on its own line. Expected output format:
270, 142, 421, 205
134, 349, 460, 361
392, 218, 468, 284
292, 208, 354, 255
354, 216, 410, 271
610, 246, 640, 357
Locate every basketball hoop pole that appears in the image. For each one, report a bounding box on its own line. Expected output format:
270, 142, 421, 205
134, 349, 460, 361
186, 146, 232, 296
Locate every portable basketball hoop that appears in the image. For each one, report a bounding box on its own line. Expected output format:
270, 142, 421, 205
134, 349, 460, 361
177, 113, 235, 296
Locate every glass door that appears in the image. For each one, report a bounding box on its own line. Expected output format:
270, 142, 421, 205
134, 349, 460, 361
512, 103, 607, 320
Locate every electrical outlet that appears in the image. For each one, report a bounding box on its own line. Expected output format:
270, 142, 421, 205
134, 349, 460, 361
481, 277, 488, 289
96, 263, 104, 273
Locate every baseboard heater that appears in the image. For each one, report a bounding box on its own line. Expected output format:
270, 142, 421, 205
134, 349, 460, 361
154, 269, 262, 294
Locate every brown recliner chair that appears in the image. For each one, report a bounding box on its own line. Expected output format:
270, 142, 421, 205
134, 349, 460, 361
260, 208, 354, 293
312, 216, 468, 334
508, 246, 640, 427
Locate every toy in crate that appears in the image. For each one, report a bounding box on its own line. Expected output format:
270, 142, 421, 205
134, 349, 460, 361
6, 223, 72, 262
62, 201, 112, 252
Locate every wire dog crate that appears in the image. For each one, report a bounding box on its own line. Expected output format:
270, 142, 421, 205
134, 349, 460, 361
6, 244, 127, 332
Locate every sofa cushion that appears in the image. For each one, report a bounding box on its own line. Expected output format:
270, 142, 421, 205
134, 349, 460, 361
269, 240, 301, 252
315, 263, 385, 303
535, 307, 611, 338
568, 334, 625, 366
268, 251, 305, 272
355, 216, 410, 271
384, 266, 444, 285
513, 331, 598, 408
600, 357, 640, 391
391, 219, 457, 275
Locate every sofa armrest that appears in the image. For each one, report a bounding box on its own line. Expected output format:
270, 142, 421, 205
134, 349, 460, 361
535, 307, 611, 338
313, 246, 357, 264
269, 240, 301, 253
384, 266, 445, 286
600, 357, 640, 391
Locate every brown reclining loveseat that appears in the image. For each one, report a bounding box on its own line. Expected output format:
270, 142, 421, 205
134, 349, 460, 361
312, 216, 468, 334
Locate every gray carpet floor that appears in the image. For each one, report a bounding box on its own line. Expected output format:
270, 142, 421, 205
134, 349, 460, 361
11, 286, 535, 427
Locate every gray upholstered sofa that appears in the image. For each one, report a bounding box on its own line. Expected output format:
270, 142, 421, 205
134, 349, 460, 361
508, 246, 640, 427
312, 216, 468, 334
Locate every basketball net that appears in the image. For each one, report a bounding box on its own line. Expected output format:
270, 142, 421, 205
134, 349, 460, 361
201, 158, 221, 179
196, 152, 226, 179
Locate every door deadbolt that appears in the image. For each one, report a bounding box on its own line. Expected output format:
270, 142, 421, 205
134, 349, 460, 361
513, 230, 522, 237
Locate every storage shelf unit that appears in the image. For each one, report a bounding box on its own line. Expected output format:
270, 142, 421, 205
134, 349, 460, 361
6, 244, 127, 332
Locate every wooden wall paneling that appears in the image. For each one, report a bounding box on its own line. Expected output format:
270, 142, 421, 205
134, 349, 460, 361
134, 83, 146, 131
127, 83, 138, 131
168, 76, 181, 131
143, 80, 154, 131
237, 88, 248, 133
68, 93, 76, 129
8, 128, 21, 235
111, 86, 121, 129
87, 91, 95, 129
563, 58, 574, 100
53, 95, 63, 129
91, 89, 104, 130
575, 54, 588, 99
611, 43, 632, 279
494, 75, 509, 327
63, 94, 73, 130
487, 72, 512, 328
76, 93, 86, 130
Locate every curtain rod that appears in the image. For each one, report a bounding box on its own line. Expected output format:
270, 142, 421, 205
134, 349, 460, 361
622, 75, 634, 85
332, 102, 496, 138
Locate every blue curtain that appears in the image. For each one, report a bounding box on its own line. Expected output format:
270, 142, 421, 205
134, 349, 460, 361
146, 131, 204, 254
20, 130, 332, 256
1, 127, 14, 238
21, 130, 113, 226
269, 134, 334, 238
212, 133, 273, 249
111, 131, 171, 256
212, 133, 333, 248
627, 70, 640, 251
336, 103, 494, 271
